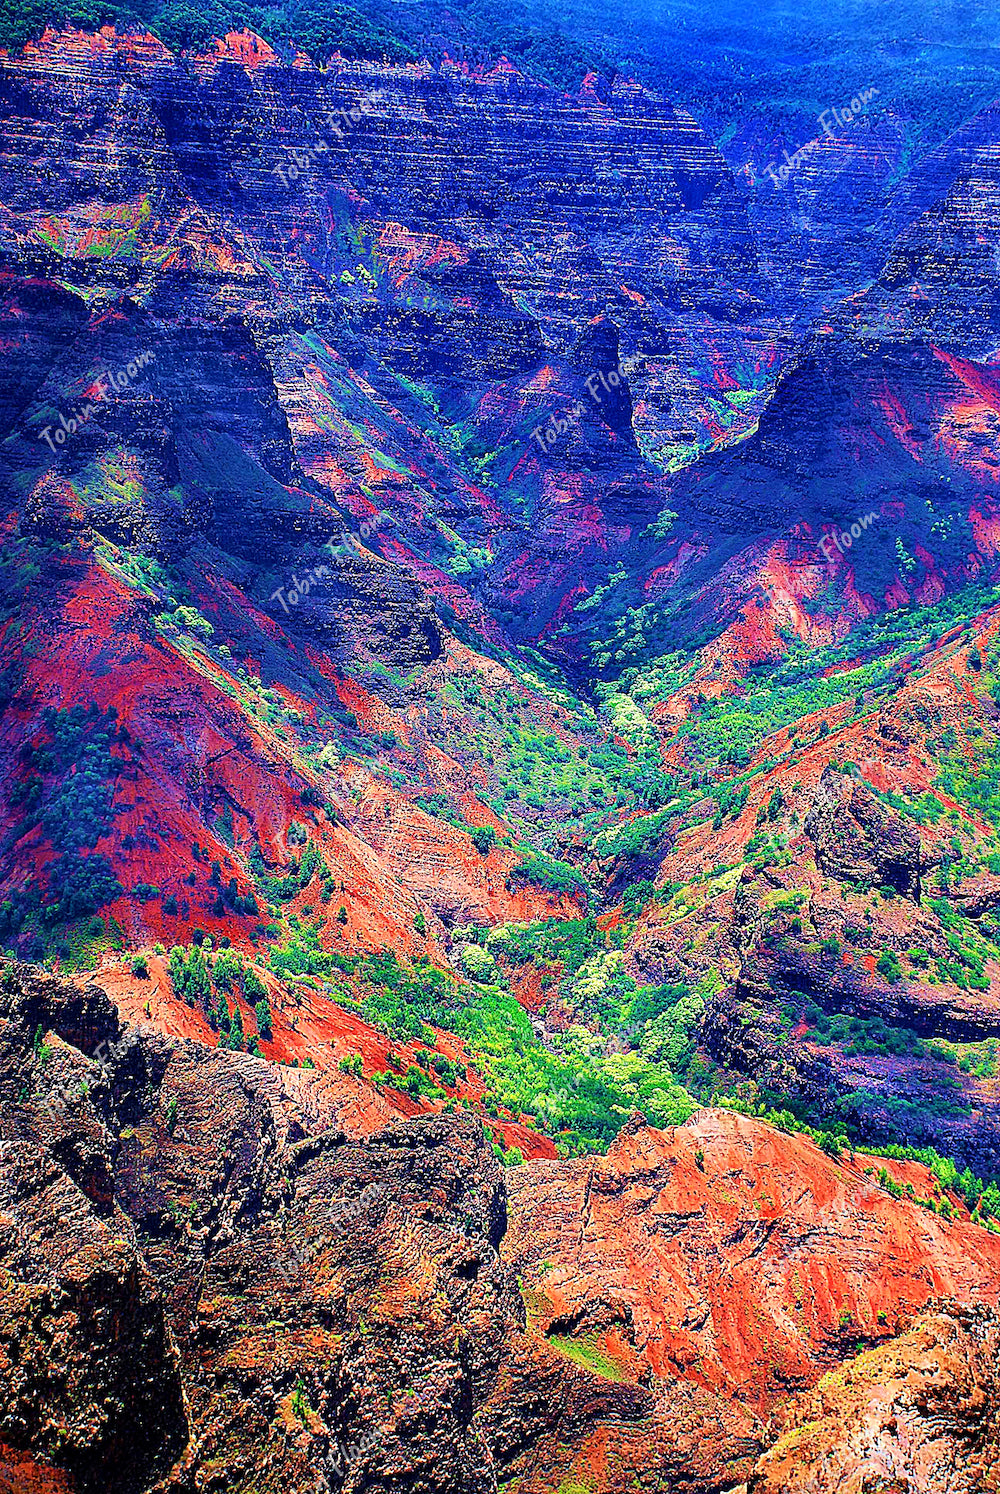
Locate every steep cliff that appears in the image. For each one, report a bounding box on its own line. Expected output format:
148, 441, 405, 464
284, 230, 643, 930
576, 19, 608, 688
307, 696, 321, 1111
0, 25, 778, 647
7, 960, 1000, 1493
505, 1109, 1000, 1413
6, 20, 1000, 1492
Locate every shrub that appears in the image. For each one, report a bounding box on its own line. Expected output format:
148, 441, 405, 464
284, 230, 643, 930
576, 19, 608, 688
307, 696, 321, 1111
622, 879, 657, 918
46, 851, 122, 921
506, 848, 587, 898
458, 943, 497, 983
877, 950, 903, 984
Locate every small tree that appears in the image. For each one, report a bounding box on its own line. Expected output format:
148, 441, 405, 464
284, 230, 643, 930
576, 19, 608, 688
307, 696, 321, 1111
244, 967, 266, 1003
818, 1130, 843, 1160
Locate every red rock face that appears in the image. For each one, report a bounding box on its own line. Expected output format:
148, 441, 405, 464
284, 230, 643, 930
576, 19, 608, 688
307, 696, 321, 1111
0, 1448, 75, 1494
505, 1111, 1000, 1412
0, 545, 581, 964
5, 960, 1000, 1494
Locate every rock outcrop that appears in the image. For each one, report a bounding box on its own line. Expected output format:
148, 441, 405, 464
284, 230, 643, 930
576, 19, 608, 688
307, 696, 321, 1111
0, 971, 187, 1494
505, 1110, 1000, 1412
0, 963, 759, 1492
5, 963, 1000, 1491
805, 768, 922, 900
2, 961, 520, 1493
751, 1304, 1000, 1494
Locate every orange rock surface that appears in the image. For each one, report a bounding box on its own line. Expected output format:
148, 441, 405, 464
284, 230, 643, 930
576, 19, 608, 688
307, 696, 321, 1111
506, 1110, 1000, 1412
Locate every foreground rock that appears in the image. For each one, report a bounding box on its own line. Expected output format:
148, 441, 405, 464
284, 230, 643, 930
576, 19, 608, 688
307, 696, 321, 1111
5, 961, 1000, 1492
0, 963, 757, 1492
505, 1109, 1000, 1411
752, 1304, 1000, 1494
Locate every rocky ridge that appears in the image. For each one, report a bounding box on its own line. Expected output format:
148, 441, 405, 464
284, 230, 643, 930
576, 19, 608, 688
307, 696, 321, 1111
5, 961, 1000, 1492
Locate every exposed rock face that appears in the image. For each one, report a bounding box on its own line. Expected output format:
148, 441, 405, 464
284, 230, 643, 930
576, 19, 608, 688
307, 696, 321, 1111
751, 1304, 1000, 1494
0, 961, 764, 1493
0, 1446, 76, 1494
504, 1110, 1000, 1413
2, 961, 519, 1494
805, 767, 922, 899
0, 27, 773, 642
5, 961, 1000, 1491
0, 971, 187, 1494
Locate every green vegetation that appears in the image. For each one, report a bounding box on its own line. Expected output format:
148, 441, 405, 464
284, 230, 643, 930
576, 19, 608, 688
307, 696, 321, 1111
591, 805, 674, 861
546, 1332, 628, 1382
605, 585, 1000, 773
478, 914, 604, 974
270, 932, 334, 979
0, 705, 129, 955
446, 918, 705, 1151
457, 990, 657, 1148
792, 1002, 930, 1060
169, 943, 212, 1011
506, 848, 587, 898
352, 948, 464, 1043
876, 950, 903, 984
166, 941, 269, 1049
0, 0, 415, 60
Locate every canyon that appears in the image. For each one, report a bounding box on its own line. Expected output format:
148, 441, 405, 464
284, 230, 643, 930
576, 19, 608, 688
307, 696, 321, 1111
3, 8, 1000, 1490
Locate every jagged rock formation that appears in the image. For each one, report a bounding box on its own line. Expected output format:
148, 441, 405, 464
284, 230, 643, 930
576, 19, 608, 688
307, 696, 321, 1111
0, 25, 777, 645
805, 767, 922, 900
0, 973, 187, 1493
752, 1304, 1000, 1494
0, 961, 519, 1492
504, 1110, 1000, 1414
0, 963, 759, 1492
8, 961, 1000, 1492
